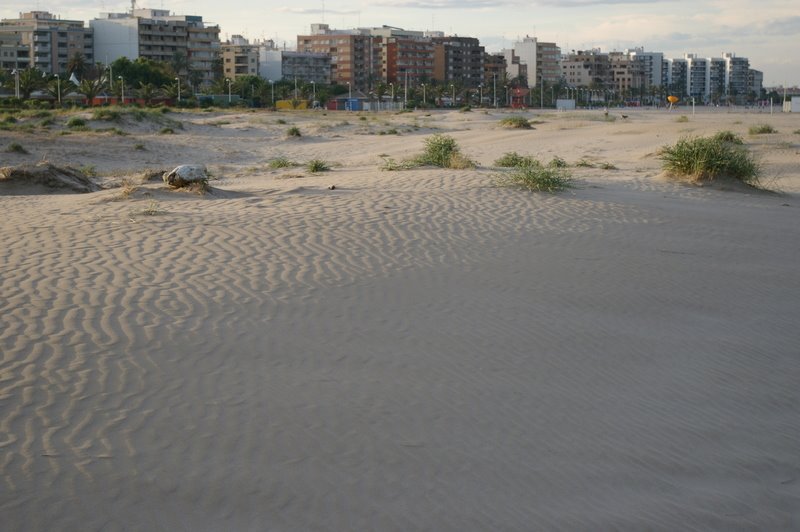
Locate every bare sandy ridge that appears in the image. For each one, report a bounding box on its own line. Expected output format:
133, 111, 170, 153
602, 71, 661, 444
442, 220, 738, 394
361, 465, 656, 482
1, 108, 799, 530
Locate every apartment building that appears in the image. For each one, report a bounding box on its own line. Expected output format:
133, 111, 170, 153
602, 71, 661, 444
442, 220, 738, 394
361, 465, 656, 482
377, 31, 434, 87
561, 49, 610, 87
723, 52, 750, 104
261, 50, 331, 84
432, 36, 484, 88
483, 53, 507, 89
297, 24, 378, 90
222, 35, 259, 79
0, 11, 93, 75
92, 8, 219, 85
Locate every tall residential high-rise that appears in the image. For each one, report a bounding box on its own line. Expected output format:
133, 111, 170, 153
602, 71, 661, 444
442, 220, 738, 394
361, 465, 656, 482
431, 36, 484, 88
91, 8, 220, 86
0, 11, 93, 75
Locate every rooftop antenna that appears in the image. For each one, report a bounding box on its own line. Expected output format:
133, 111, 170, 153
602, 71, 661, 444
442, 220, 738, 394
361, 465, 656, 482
130, 0, 136, 15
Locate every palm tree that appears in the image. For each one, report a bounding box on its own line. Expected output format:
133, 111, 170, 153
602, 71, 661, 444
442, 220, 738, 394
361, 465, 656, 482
78, 77, 107, 106
169, 51, 189, 77
67, 52, 88, 80
139, 82, 159, 105
18, 68, 46, 100
46, 76, 67, 105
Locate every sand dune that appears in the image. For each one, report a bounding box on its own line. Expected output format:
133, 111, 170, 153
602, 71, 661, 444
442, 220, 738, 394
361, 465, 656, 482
1, 107, 799, 530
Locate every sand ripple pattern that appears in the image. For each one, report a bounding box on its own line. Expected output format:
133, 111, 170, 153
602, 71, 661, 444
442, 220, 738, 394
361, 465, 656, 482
2, 170, 798, 530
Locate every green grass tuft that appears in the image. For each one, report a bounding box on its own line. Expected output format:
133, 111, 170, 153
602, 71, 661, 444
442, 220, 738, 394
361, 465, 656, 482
269, 156, 297, 169
659, 134, 760, 184
676, 115, 689, 123
92, 109, 121, 121
415, 134, 475, 168
494, 152, 541, 168
66, 116, 86, 128
748, 124, 777, 135
286, 126, 302, 137
494, 165, 573, 193
6, 142, 28, 154
499, 116, 532, 129
307, 159, 330, 172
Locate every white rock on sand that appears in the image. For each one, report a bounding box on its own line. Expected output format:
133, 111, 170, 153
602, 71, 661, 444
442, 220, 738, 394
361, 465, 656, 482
1, 108, 799, 531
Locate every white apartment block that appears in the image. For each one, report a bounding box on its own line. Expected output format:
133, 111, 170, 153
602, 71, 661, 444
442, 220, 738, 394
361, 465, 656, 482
92, 8, 219, 86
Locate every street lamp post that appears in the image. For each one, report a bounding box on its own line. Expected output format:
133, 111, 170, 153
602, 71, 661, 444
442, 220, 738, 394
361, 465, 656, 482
118, 76, 124, 104
479, 84, 483, 107
390, 83, 394, 103
311, 81, 316, 105
347, 81, 351, 99
540, 73, 544, 109
269, 80, 274, 107
226, 78, 232, 104
493, 73, 497, 108
451, 84, 455, 107
175, 77, 181, 103
421, 83, 426, 105
403, 70, 408, 108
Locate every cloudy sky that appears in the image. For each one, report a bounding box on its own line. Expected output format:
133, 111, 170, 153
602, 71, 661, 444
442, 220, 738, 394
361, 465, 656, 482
4, 0, 798, 85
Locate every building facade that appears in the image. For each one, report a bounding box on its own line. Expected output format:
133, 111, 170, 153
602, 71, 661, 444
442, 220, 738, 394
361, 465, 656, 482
222, 35, 259, 79
92, 8, 219, 86
0, 11, 93, 75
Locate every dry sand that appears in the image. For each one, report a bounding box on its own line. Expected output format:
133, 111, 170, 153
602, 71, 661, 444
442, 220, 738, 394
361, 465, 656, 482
1, 106, 799, 530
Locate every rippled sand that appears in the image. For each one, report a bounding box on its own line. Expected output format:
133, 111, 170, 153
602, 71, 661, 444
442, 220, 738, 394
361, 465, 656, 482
2, 108, 799, 530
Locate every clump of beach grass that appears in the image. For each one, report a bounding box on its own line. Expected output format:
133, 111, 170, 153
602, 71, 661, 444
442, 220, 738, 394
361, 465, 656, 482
494, 165, 573, 193
269, 156, 297, 169
92, 109, 121, 121
415, 134, 475, 169
548, 156, 568, 168
66, 116, 87, 128
159, 127, 175, 135
499, 116, 532, 129
749, 124, 777, 135
676, 115, 689, 123
287, 126, 302, 137
494, 152, 540, 168
712, 130, 744, 144
659, 134, 760, 185
6, 142, 28, 154
306, 159, 330, 173
379, 156, 416, 171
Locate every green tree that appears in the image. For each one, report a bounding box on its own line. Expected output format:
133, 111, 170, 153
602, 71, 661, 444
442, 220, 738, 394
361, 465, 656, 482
67, 52, 88, 79
17, 68, 46, 100
138, 81, 159, 104
46, 76, 67, 105
169, 50, 189, 77
78, 77, 107, 106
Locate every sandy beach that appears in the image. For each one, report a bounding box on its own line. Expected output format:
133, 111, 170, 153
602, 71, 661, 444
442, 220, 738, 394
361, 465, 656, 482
2, 106, 799, 530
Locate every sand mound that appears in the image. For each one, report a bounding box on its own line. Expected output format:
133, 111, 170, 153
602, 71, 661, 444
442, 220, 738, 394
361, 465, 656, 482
0, 163, 100, 194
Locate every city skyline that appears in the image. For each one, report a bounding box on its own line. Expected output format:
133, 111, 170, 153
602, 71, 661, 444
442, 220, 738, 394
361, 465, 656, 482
3, 0, 798, 86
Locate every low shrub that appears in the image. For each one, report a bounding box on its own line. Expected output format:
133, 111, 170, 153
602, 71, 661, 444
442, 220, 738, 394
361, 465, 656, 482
159, 127, 175, 134
749, 124, 777, 135
269, 156, 296, 169
494, 165, 573, 193
307, 159, 330, 172
6, 142, 27, 154
287, 126, 301, 137
548, 156, 568, 168
499, 116, 532, 129
712, 130, 744, 144
415, 134, 474, 168
66, 116, 86, 128
494, 152, 540, 168
92, 109, 121, 121
659, 134, 760, 184
676, 115, 689, 123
